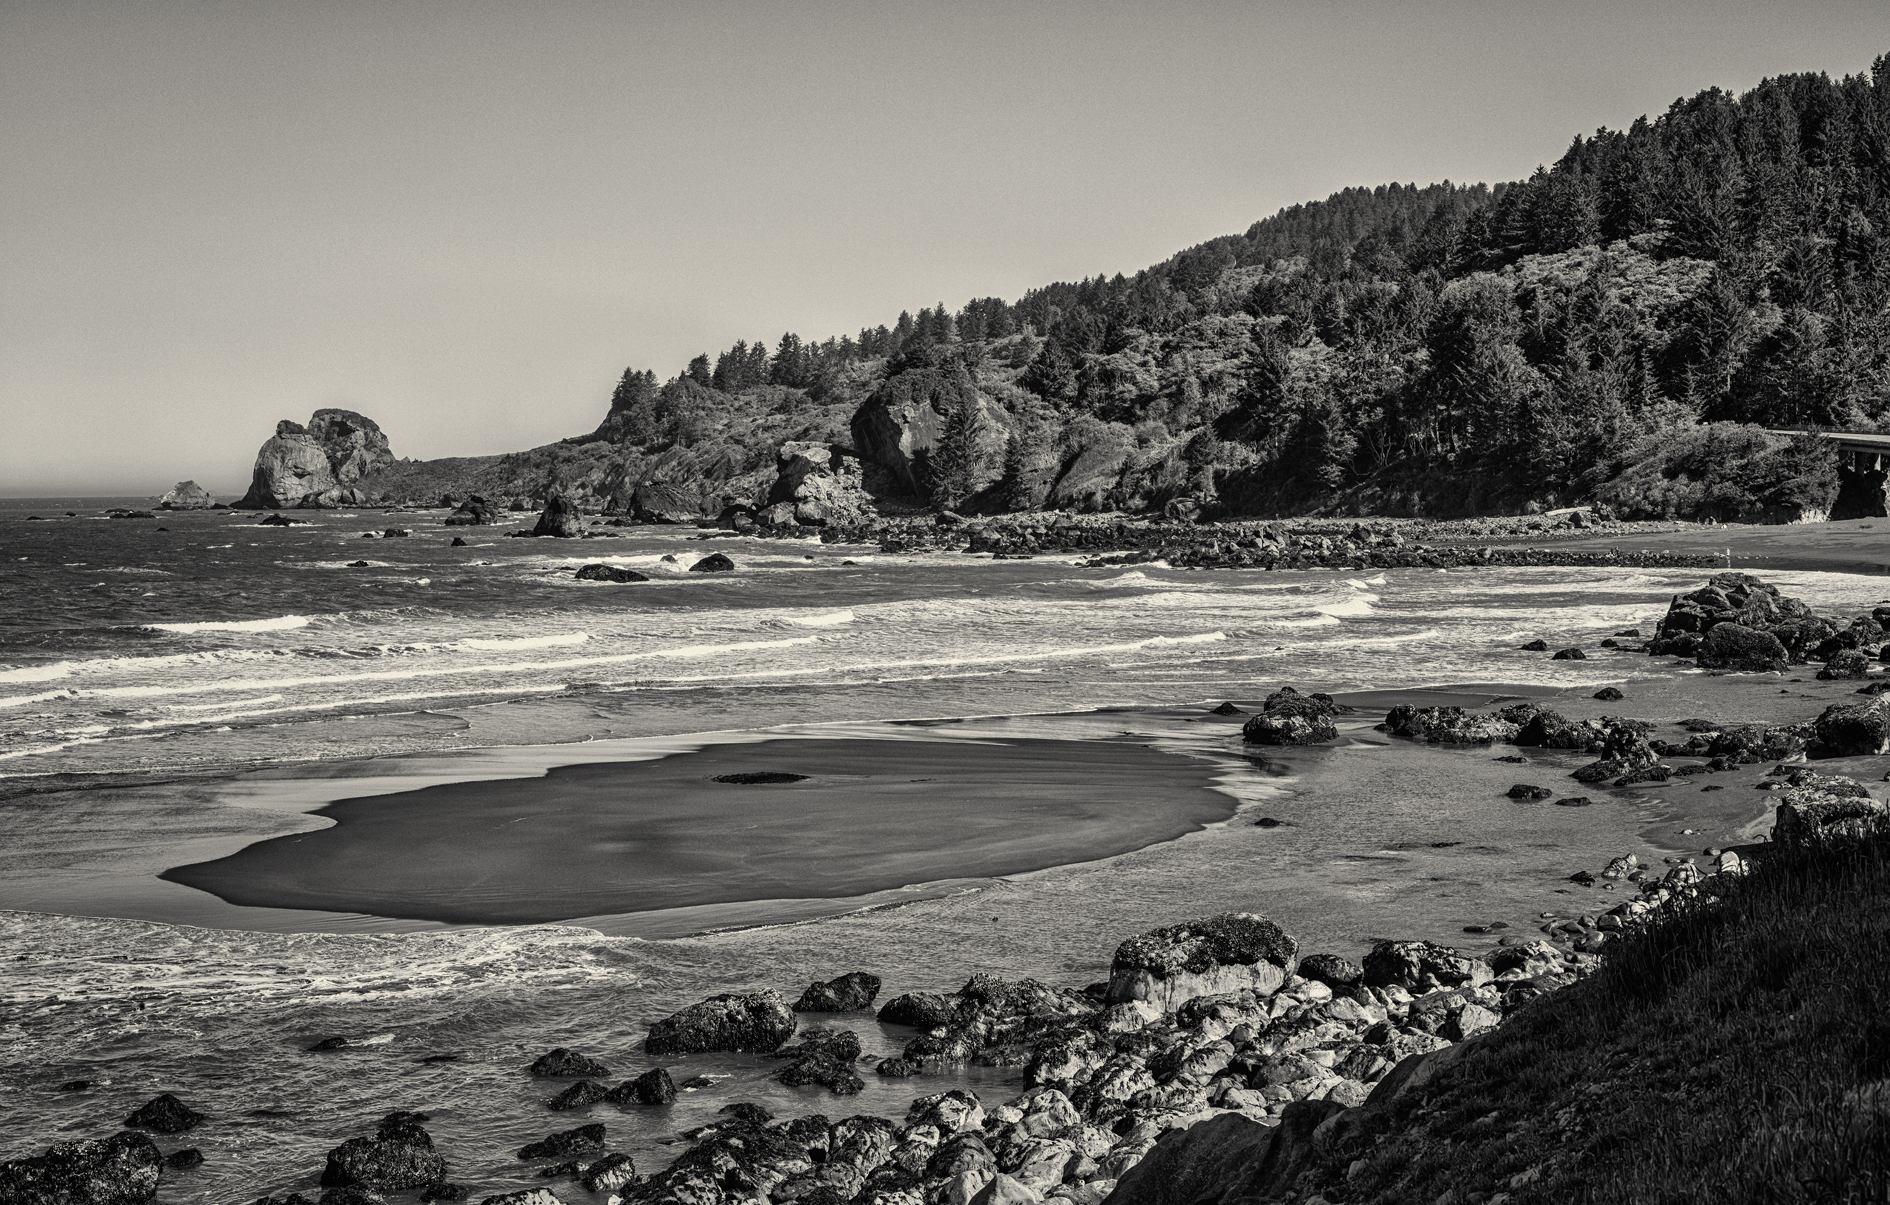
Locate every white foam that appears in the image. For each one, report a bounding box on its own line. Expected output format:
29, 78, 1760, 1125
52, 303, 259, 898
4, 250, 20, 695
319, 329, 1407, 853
1314, 594, 1377, 617
786, 611, 856, 627
460, 633, 590, 651
143, 615, 311, 634
0, 662, 72, 684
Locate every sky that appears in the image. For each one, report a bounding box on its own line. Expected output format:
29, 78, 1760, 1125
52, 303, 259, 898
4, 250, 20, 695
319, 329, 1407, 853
2, 1, 1885, 496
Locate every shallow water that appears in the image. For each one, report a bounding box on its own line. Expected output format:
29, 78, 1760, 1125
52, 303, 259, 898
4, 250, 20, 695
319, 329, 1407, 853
6, 498, 1890, 1200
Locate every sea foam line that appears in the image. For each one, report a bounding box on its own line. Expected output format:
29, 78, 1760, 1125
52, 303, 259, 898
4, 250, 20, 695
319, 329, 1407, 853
142, 615, 311, 634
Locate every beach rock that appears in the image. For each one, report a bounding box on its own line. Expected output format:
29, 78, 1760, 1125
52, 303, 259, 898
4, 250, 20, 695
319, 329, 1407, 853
516, 1125, 605, 1162
157, 481, 215, 510
1519, 639, 1549, 651
1295, 953, 1363, 989
1361, 940, 1487, 992
259, 513, 299, 526
765, 442, 876, 527
604, 1068, 675, 1107
1555, 795, 1594, 807
531, 491, 584, 538
236, 411, 391, 509
1384, 705, 1520, 745
529, 1049, 610, 1078
321, 1113, 447, 1190
774, 1050, 866, 1095
578, 1153, 635, 1193
793, 972, 882, 1012
1551, 647, 1586, 660
689, 553, 735, 573
1593, 687, 1625, 701
124, 1094, 203, 1134
1698, 623, 1790, 672
1106, 914, 1298, 1012
309, 1036, 351, 1051
444, 497, 499, 526
1506, 784, 1552, 800
1818, 649, 1874, 680
573, 564, 648, 583
877, 1058, 917, 1077
1810, 697, 1890, 757
546, 1081, 607, 1111
1239, 708, 1336, 745
1571, 722, 1659, 783
1207, 702, 1245, 716
646, 991, 796, 1055
0, 1131, 163, 1205
449, 538, 467, 547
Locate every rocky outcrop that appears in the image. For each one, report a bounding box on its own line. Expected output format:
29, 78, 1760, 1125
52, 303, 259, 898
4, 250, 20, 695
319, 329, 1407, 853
574, 564, 648, 583
1647, 572, 1832, 664
1810, 697, 1890, 756
1106, 913, 1299, 1013
1384, 705, 1521, 744
235, 410, 393, 509
321, 1113, 447, 1191
123, 1094, 202, 1134
1697, 623, 1789, 671
765, 443, 876, 526
0, 1132, 163, 1205
850, 366, 1009, 499
1772, 772, 1888, 845
157, 481, 215, 509
529, 1049, 609, 1078
645, 991, 796, 1055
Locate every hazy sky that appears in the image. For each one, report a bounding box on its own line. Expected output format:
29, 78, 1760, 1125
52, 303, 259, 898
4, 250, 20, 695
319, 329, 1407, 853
3, 1, 1884, 495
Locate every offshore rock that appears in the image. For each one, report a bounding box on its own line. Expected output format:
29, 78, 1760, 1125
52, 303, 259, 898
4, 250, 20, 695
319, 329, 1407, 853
645, 991, 796, 1055
516, 1126, 605, 1162
1106, 914, 1298, 1013
1240, 689, 1338, 746
573, 564, 648, 583
0, 1132, 163, 1205
444, 496, 499, 526
124, 1093, 203, 1134
603, 1068, 675, 1107
529, 1049, 610, 1078
236, 410, 392, 509
689, 553, 735, 573
531, 491, 584, 538
157, 481, 215, 510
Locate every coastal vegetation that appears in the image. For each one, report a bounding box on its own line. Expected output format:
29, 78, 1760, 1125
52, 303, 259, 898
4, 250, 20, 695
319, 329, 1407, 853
325, 60, 1890, 525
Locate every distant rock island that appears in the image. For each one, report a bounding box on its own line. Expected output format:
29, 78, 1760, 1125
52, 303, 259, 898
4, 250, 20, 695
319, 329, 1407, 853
156, 481, 218, 510
233, 410, 395, 509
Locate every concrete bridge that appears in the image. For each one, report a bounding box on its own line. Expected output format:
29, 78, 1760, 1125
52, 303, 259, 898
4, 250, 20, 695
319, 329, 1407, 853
1767, 429, 1890, 519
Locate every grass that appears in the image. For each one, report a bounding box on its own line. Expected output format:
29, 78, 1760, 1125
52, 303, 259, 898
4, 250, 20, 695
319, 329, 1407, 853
1323, 824, 1890, 1205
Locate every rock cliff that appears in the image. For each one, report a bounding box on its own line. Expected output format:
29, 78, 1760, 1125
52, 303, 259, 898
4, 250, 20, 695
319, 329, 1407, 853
235, 409, 394, 509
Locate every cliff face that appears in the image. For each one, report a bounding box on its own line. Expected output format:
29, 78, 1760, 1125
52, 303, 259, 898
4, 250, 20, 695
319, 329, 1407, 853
235, 409, 394, 509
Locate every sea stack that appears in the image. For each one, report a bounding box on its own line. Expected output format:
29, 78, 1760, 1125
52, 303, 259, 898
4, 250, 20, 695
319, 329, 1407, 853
234, 409, 393, 509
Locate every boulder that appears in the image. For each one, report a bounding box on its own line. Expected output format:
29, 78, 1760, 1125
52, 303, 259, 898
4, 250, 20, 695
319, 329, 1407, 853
766, 443, 876, 526
574, 564, 648, 583
0, 1132, 163, 1205
645, 991, 796, 1055
1105, 914, 1299, 1013
876, 992, 958, 1030
689, 553, 736, 573
1811, 698, 1890, 757
1361, 940, 1487, 992
321, 1113, 447, 1191
546, 1081, 607, 1111
1551, 648, 1586, 661
1773, 790, 1888, 846
603, 1067, 675, 1107
516, 1126, 606, 1162
1698, 623, 1789, 672
1240, 690, 1340, 746
235, 410, 392, 509
793, 972, 883, 1012
1593, 687, 1625, 701
1506, 784, 1552, 800
1818, 649, 1874, 680
578, 1154, 635, 1194
529, 1048, 610, 1078
123, 1094, 203, 1134
531, 491, 584, 538
157, 481, 215, 510
1295, 953, 1363, 989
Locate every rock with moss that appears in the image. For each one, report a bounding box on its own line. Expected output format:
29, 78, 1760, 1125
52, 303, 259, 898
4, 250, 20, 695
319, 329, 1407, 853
646, 991, 796, 1055
1106, 914, 1299, 1013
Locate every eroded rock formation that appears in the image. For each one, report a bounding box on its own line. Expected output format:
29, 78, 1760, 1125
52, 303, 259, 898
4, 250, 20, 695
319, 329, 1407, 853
235, 410, 393, 509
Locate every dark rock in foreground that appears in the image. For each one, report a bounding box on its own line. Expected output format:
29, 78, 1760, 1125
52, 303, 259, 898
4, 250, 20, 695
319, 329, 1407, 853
0, 1132, 163, 1205
689, 553, 735, 573
531, 491, 583, 538
645, 991, 796, 1055
604, 1068, 675, 1107
579, 1154, 635, 1193
1240, 687, 1338, 746
124, 1093, 203, 1134
793, 972, 882, 1012
321, 1112, 446, 1190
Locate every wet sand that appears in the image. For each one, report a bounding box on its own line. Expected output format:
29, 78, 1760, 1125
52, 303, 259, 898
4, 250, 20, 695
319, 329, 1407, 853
161, 735, 1238, 925
1498, 517, 1890, 575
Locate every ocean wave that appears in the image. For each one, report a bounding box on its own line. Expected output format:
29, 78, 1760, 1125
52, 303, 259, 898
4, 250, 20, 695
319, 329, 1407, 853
143, 615, 312, 634
1314, 594, 1377, 617
785, 610, 856, 627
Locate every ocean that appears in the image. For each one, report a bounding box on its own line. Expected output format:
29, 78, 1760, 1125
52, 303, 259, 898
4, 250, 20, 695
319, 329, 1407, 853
4, 498, 1884, 1201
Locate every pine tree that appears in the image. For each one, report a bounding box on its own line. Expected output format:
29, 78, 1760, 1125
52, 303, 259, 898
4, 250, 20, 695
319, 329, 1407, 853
928, 395, 986, 510
686, 354, 713, 389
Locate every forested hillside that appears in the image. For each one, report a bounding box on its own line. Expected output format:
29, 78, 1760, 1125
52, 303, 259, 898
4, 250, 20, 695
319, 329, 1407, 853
360, 59, 1890, 522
